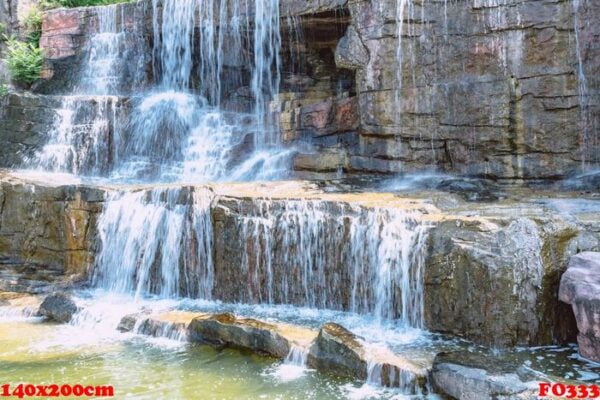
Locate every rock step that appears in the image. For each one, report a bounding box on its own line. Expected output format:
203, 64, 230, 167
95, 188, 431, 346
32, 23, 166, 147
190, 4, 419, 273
0, 292, 42, 319
116, 312, 429, 389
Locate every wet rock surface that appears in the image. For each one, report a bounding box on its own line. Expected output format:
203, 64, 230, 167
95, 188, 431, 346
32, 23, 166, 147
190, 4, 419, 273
308, 323, 427, 388
38, 292, 78, 323
559, 252, 600, 361
308, 323, 368, 379
0, 171, 104, 293
431, 351, 540, 400
188, 313, 292, 358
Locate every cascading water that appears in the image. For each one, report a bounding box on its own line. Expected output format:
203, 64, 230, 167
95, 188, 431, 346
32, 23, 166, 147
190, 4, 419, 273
30, 0, 291, 182
92, 187, 214, 300
393, 0, 414, 129
252, 0, 281, 144
77, 3, 148, 95
28, 96, 121, 175
229, 200, 430, 325
92, 194, 430, 327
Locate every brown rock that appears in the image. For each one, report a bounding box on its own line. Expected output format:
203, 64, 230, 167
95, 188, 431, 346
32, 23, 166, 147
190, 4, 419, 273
188, 313, 291, 358
559, 252, 600, 361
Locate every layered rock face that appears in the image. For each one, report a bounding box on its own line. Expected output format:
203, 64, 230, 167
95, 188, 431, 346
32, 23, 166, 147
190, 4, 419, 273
326, 0, 600, 180
2, 0, 597, 181
559, 252, 600, 361
0, 172, 103, 292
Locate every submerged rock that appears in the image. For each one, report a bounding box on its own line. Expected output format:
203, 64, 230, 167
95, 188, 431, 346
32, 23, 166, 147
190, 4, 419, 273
559, 252, 600, 362
431, 352, 539, 400
188, 313, 291, 358
38, 292, 78, 323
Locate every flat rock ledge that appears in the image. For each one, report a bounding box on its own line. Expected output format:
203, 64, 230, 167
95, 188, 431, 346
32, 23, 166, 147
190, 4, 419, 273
559, 252, 600, 362
431, 352, 540, 400
188, 313, 294, 359
117, 313, 429, 388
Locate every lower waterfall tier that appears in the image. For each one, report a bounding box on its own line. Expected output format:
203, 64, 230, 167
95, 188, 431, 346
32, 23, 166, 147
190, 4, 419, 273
0, 169, 599, 348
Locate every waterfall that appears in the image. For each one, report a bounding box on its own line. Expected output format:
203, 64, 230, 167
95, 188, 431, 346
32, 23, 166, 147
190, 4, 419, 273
28, 96, 121, 175
226, 200, 430, 326
152, 0, 197, 91
91, 193, 429, 327
29, 0, 288, 181
28, 4, 145, 175
77, 4, 148, 95
572, 0, 598, 169
394, 0, 413, 128
92, 187, 214, 300
252, 0, 281, 145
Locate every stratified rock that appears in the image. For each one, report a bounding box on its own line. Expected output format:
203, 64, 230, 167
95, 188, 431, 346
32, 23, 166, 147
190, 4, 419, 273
188, 313, 291, 358
559, 171, 600, 193
431, 352, 539, 400
559, 252, 600, 361
38, 292, 78, 323
424, 212, 593, 347
0, 171, 105, 293
308, 322, 367, 379
335, 25, 369, 71
307, 323, 426, 388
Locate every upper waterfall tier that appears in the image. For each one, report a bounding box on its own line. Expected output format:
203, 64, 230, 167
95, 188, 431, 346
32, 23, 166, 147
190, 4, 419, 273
26, 0, 598, 182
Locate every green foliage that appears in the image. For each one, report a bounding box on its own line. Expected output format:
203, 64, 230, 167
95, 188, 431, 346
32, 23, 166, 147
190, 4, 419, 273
23, 7, 43, 46
0, 84, 8, 97
5, 38, 43, 85
42, 0, 131, 9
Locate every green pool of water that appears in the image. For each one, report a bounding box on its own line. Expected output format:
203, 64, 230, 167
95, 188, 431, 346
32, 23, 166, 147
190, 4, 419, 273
0, 321, 358, 400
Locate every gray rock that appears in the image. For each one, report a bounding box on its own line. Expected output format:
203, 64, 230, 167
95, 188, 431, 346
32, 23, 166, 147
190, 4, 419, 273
335, 25, 369, 70
431, 352, 540, 400
188, 313, 291, 358
117, 313, 141, 333
38, 292, 78, 323
424, 213, 590, 347
559, 252, 600, 361
308, 322, 368, 379
307, 323, 426, 388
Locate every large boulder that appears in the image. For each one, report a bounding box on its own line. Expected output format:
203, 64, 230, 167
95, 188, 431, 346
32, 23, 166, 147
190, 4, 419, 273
559, 252, 600, 361
188, 313, 291, 358
38, 292, 78, 323
431, 352, 539, 400
424, 214, 586, 347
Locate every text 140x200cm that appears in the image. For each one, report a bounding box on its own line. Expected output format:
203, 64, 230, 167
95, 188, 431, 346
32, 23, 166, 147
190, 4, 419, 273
0, 384, 114, 398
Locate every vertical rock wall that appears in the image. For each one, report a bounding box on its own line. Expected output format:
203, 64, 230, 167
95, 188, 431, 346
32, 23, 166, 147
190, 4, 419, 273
310, 0, 600, 180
